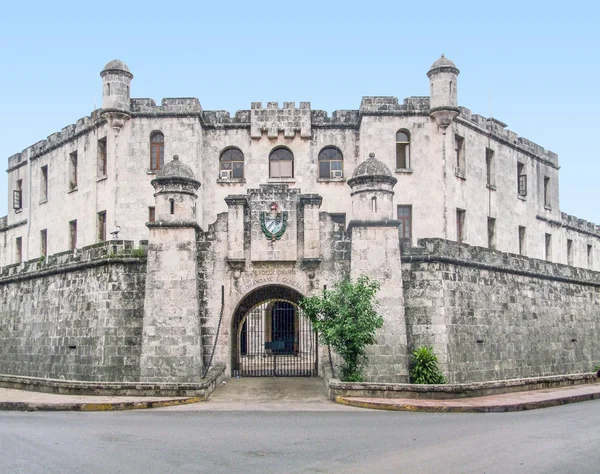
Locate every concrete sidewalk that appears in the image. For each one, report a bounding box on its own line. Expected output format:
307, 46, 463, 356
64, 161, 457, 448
336, 383, 600, 413
0, 387, 200, 411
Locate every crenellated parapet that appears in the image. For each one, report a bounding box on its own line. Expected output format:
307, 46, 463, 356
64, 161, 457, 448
15, 110, 105, 163
250, 101, 311, 138
311, 110, 359, 127
130, 97, 202, 115
359, 96, 430, 115
561, 213, 600, 238
458, 107, 559, 167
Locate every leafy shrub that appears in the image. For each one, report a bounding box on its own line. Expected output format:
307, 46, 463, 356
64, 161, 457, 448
299, 276, 383, 382
410, 346, 447, 384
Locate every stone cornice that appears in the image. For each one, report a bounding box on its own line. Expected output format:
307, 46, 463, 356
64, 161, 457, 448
0, 219, 27, 233
6, 159, 28, 173
146, 221, 201, 230
537, 215, 600, 239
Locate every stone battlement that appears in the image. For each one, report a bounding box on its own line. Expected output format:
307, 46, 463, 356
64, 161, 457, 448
130, 97, 202, 114
561, 213, 600, 237
403, 238, 599, 284
13, 110, 104, 164
0, 240, 146, 282
250, 102, 312, 138
458, 107, 558, 166
359, 96, 430, 113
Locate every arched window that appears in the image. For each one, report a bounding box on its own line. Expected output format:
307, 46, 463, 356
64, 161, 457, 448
269, 147, 294, 179
318, 146, 343, 179
219, 148, 244, 179
396, 130, 410, 170
150, 132, 164, 171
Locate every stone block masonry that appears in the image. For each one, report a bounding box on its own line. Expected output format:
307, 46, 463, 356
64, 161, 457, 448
0, 242, 146, 381
402, 239, 600, 383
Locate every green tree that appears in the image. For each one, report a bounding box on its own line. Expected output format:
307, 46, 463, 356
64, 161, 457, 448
299, 276, 383, 382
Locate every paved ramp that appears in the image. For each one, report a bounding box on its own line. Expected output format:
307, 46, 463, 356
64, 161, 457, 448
157, 377, 358, 411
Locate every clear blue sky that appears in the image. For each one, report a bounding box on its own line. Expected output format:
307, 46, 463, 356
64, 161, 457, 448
1, 0, 598, 224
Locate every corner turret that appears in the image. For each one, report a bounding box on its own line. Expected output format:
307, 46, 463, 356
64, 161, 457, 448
100, 59, 133, 131
427, 54, 460, 133
347, 153, 397, 221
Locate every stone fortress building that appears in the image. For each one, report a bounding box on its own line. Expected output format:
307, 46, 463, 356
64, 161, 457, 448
0, 56, 598, 384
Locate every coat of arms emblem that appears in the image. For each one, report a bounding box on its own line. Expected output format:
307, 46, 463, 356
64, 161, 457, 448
259, 202, 288, 241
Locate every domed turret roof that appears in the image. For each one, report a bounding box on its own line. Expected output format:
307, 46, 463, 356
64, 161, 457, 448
428, 54, 459, 75
352, 153, 393, 179
102, 59, 131, 73
156, 155, 197, 180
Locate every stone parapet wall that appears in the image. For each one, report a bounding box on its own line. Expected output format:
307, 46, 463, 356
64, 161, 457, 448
402, 239, 600, 383
0, 241, 147, 381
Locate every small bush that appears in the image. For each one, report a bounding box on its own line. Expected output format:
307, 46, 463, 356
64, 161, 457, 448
410, 346, 447, 384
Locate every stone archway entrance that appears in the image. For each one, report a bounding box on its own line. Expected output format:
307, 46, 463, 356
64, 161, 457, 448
231, 285, 318, 377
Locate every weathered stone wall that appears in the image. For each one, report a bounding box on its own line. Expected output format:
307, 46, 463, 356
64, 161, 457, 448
402, 239, 600, 383
0, 242, 146, 381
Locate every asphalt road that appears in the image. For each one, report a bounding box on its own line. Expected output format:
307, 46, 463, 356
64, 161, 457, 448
2, 400, 599, 473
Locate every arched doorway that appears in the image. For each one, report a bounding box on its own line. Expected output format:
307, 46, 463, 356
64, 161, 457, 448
231, 285, 318, 377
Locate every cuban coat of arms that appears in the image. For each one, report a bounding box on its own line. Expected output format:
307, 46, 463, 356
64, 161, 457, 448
259, 202, 288, 241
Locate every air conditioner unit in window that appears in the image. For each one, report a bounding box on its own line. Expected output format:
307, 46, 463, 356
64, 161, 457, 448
220, 169, 232, 180
331, 169, 343, 179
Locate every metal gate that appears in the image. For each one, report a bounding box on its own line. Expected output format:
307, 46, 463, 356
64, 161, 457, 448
235, 300, 317, 377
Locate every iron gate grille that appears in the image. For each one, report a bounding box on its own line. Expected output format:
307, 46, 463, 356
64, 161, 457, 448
235, 300, 317, 377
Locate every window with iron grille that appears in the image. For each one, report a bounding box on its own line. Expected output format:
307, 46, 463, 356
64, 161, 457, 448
149, 206, 156, 223
318, 146, 343, 178
269, 147, 294, 178
219, 148, 244, 179
396, 130, 411, 169
150, 132, 165, 171
397, 205, 412, 239
13, 179, 22, 210
517, 162, 527, 197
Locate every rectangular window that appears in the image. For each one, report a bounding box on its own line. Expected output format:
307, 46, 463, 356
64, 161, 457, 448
518, 226, 526, 256
13, 179, 23, 210
517, 162, 527, 197
41, 165, 48, 202
455, 135, 465, 173
545, 233, 552, 261
456, 209, 466, 244
97, 137, 107, 177
40, 229, 47, 256
270, 160, 293, 179
588, 244, 593, 270
485, 148, 495, 187
544, 176, 550, 208
97, 211, 107, 242
487, 217, 496, 250
69, 220, 77, 250
397, 205, 412, 240
69, 151, 78, 190
149, 206, 156, 223
329, 213, 346, 229
567, 239, 573, 266
15, 237, 22, 263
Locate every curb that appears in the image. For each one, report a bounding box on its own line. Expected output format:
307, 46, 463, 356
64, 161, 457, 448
335, 392, 600, 413
0, 397, 201, 412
